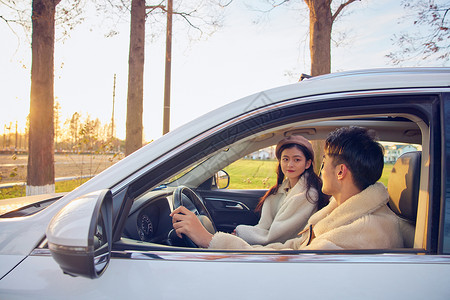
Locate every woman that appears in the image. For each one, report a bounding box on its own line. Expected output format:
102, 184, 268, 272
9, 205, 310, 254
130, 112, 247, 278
232, 135, 328, 245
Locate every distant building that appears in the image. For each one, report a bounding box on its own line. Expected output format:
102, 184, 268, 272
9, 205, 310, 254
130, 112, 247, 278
384, 144, 419, 163
247, 147, 275, 160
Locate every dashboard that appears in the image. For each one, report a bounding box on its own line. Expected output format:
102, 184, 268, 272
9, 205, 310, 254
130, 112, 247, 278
123, 194, 173, 244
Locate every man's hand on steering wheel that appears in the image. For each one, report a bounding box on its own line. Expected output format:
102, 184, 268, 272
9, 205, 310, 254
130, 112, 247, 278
170, 206, 214, 248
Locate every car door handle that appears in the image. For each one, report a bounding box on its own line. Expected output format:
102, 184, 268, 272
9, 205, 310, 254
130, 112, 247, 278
204, 198, 250, 210
225, 203, 244, 210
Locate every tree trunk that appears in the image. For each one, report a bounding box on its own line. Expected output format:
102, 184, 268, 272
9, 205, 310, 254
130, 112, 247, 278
304, 0, 332, 76
162, 0, 173, 135
27, 0, 60, 195
125, 0, 146, 156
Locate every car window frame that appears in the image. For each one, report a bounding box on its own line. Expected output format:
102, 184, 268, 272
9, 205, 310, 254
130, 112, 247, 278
439, 92, 450, 254
111, 91, 442, 255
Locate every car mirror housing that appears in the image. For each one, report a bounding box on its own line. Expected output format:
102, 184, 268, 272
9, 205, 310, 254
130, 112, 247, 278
46, 189, 113, 279
215, 170, 230, 189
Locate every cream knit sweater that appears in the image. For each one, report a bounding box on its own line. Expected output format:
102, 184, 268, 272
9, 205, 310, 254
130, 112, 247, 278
235, 176, 318, 245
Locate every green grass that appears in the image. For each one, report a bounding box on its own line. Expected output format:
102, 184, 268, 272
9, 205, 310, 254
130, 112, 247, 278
379, 163, 393, 186
0, 178, 90, 200
224, 159, 278, 189
0, 186, 25, 200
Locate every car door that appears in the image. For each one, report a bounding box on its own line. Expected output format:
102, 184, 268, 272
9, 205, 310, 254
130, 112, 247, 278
198, 187, 264, 232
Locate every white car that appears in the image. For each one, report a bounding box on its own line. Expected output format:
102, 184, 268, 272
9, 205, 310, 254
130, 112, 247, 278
1, 68, 450, 299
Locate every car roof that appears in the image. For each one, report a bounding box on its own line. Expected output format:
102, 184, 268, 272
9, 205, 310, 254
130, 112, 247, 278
204, 67, 450, 128
298, 67, 450, 89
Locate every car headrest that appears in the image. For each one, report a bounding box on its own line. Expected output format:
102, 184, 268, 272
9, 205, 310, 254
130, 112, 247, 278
387, 151, 421, 223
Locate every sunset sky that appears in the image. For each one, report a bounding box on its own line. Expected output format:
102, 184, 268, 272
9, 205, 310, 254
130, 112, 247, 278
1, 0, 448, 142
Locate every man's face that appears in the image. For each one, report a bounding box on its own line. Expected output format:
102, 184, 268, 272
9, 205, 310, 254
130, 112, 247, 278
320, 154, 338, 196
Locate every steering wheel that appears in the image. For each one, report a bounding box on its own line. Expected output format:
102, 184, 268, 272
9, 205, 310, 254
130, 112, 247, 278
169, 186, 217, 248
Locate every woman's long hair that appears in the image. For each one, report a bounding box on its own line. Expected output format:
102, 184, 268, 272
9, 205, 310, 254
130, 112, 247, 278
255, 143, 328, 212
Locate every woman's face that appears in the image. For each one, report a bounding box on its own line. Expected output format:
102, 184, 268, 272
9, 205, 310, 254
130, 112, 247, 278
280, 146, 311, 184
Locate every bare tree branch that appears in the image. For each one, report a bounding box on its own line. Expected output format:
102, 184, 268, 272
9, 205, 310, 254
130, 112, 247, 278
270, 0, 291, 8
174, 10, 203, 33
0, 14, 24, 53
0, 14, 18, 24
387, 0, 449, 64
146, 0, 165, 15
251, 0, 291, 13
219, 0, 234, 8
332, 0, 359, 23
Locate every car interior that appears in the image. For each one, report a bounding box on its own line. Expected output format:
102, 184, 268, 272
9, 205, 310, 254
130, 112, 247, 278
120, 112, 429, 253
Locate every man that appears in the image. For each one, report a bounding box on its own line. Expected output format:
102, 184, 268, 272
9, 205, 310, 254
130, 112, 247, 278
171, 126, 404, 250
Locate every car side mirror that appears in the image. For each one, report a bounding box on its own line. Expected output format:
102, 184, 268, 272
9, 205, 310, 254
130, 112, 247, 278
215, 170, 230, 189
46, 189, 113, 279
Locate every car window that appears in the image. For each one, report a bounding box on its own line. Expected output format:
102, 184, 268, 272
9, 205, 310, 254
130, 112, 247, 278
221, 141, 421, 190
379, 142, 422, 185
223, 145, 277, 190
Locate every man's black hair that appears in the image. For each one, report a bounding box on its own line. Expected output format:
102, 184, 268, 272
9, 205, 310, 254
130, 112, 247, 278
325, 126, 384, 191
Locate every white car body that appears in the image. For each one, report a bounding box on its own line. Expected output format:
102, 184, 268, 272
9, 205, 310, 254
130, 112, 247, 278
1, 68, 450, 299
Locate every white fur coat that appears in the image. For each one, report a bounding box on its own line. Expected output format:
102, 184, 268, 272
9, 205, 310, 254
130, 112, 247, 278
235, 176, 318, 245
209, 183, 403, 250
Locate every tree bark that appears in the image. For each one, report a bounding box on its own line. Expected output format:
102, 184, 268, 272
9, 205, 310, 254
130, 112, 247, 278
27, 0, 60, 195
304, 0, 332, 76
125, 0, 146, 156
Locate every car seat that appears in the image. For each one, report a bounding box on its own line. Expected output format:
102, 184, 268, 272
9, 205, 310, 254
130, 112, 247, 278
387, 151, 421, 248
